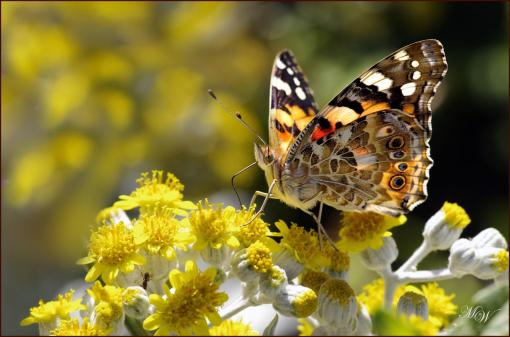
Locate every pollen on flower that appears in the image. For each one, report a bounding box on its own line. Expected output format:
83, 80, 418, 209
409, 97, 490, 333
209, 319, 259, 336
300, 270, 330, 293
188, 200, 240, 250
77, 223, 145, 284
275, 220, 327, 270
133, 205, 194, 260
337, 212, 406, 252
321, 243, 350, 272
320, 279, 354, 306
235, 206, 272, 247
114, 170, 196, 215
357, 278, 406, 314
293, 288, 318, 318
404, 314, 439, 336
246, 241, 273, 273
442, 201, 471, 229
20, 289, 85, 326
297, 318, 314, 336
143, 261, 228, 335
494, 249, 509, 272
50, 318, 106, 336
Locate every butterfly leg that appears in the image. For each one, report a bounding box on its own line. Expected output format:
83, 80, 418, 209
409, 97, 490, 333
303, 202, 339, 251
249, 190, 277, 208
231, 161, 258, 208
245, 179, 277, 225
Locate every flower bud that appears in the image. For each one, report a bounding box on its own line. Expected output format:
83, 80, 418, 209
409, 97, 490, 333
448, 238, 478, 276
123, 286, 150, 320
273, 284, 318, 318
231, 249, 260, 283
472, 228, 507, 249
397, 287, 428, 320
300, 270, 330, 294
201, 245, 233, 268
259, 266, 288, 298
316, 279, 357, 331
423, 202, 470, 250
272, 249, 304, 280
355, 303, 372, 336
360, 236, 398, 269
471, 247, 509, 280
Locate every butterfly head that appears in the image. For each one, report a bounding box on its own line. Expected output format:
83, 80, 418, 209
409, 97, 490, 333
254, 143, 275, 170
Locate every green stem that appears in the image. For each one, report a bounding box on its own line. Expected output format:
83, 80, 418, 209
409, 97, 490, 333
125, 316, 149, 336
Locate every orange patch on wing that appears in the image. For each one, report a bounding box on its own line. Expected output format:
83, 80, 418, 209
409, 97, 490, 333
361, 102, 390, 115
403, 104, 415, 114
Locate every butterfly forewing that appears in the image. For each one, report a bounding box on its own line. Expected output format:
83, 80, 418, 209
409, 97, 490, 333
269, 50, 319, 159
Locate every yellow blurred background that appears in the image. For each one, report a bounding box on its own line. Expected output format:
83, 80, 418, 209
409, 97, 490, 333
2, 2, 507, 335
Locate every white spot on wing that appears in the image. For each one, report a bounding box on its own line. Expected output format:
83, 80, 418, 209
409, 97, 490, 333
411, 60, 420, 68
375, 77, 393, 91
361, 71, 385, 86
272, 76, 291, 95
276, 58, 286, 69
295, 87, 306, 100
401, 82, 416, 96
287, 68, 294, 75
412, 71, 421, 80
394, 50, 410, 60
293, 77, 300, 86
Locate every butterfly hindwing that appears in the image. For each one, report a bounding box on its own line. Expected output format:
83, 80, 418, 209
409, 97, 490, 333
269, 50, 319, 159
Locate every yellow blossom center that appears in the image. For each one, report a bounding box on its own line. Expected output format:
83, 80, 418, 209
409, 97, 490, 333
442, 201, 471, 229
246, 241, 272, 273
494, 250, 509, 272
300, 270, 330, 293
320, 279, 354, 306
236, 208, 270, 246
293, 289, 318, 318
50, 318, 106, 336
277, 221, 324, 269
322, 244, 350, 272
89, 223, 137, 266
209, 320, 259, 336
88, 282, 124, 325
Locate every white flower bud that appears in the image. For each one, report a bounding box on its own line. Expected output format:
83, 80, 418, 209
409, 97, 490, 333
231, 249, 260, 283
448, 238, 478, 276
272, 249, 304, 280
355, 303, 372, 336
472, 247, 509, 280
472, 228, 508, 249
423, 202, 470, 250
259, 265, 288, 298
123, 286, 150, 320
397, 290, 428, 320
316, 279, 357, 331
273, 284, 318, 318
360, 236, 398, 269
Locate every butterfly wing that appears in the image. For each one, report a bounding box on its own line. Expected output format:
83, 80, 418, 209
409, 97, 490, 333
284, 40, 447, 215
269, 50, 319, 159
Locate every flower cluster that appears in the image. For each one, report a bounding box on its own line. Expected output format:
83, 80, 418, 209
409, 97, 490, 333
22, 171, 508, 336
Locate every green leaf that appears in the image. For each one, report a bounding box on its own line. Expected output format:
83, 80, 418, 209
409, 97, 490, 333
481, 301, 508, 336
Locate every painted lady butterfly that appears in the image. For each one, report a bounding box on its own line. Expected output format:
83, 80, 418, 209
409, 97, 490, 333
253, 40, 447, 230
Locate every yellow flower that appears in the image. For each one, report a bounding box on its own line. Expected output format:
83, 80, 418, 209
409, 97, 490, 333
442, 202, 471, 229
274, 220, 328, 270
143, 260, 228, 335
133, 206, 195, 260
337, 212, 406, 252
358, 279, 457, 329
20, 290, 85, 326
403, 315, 439, 336
246, 240, 273, 273
114, 170, 196, 216
233, 206, 273, 247
77, 223, 145, 284
494, 249, 509, 272
187, 200, 240, 250
320, 243, 350, 274
209, 319, 259, 336
86, 281, 124, 329
297, 318, 314, 336
50, 318, 106, 336
421, 283, 457, 328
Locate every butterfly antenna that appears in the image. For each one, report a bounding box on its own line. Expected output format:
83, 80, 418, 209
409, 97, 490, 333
208, 89, 267, 146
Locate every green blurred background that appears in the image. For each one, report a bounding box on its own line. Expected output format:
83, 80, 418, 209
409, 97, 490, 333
1, 2, 508, 335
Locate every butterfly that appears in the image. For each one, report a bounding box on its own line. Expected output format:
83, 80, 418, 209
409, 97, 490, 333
253, 40, 447, 229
